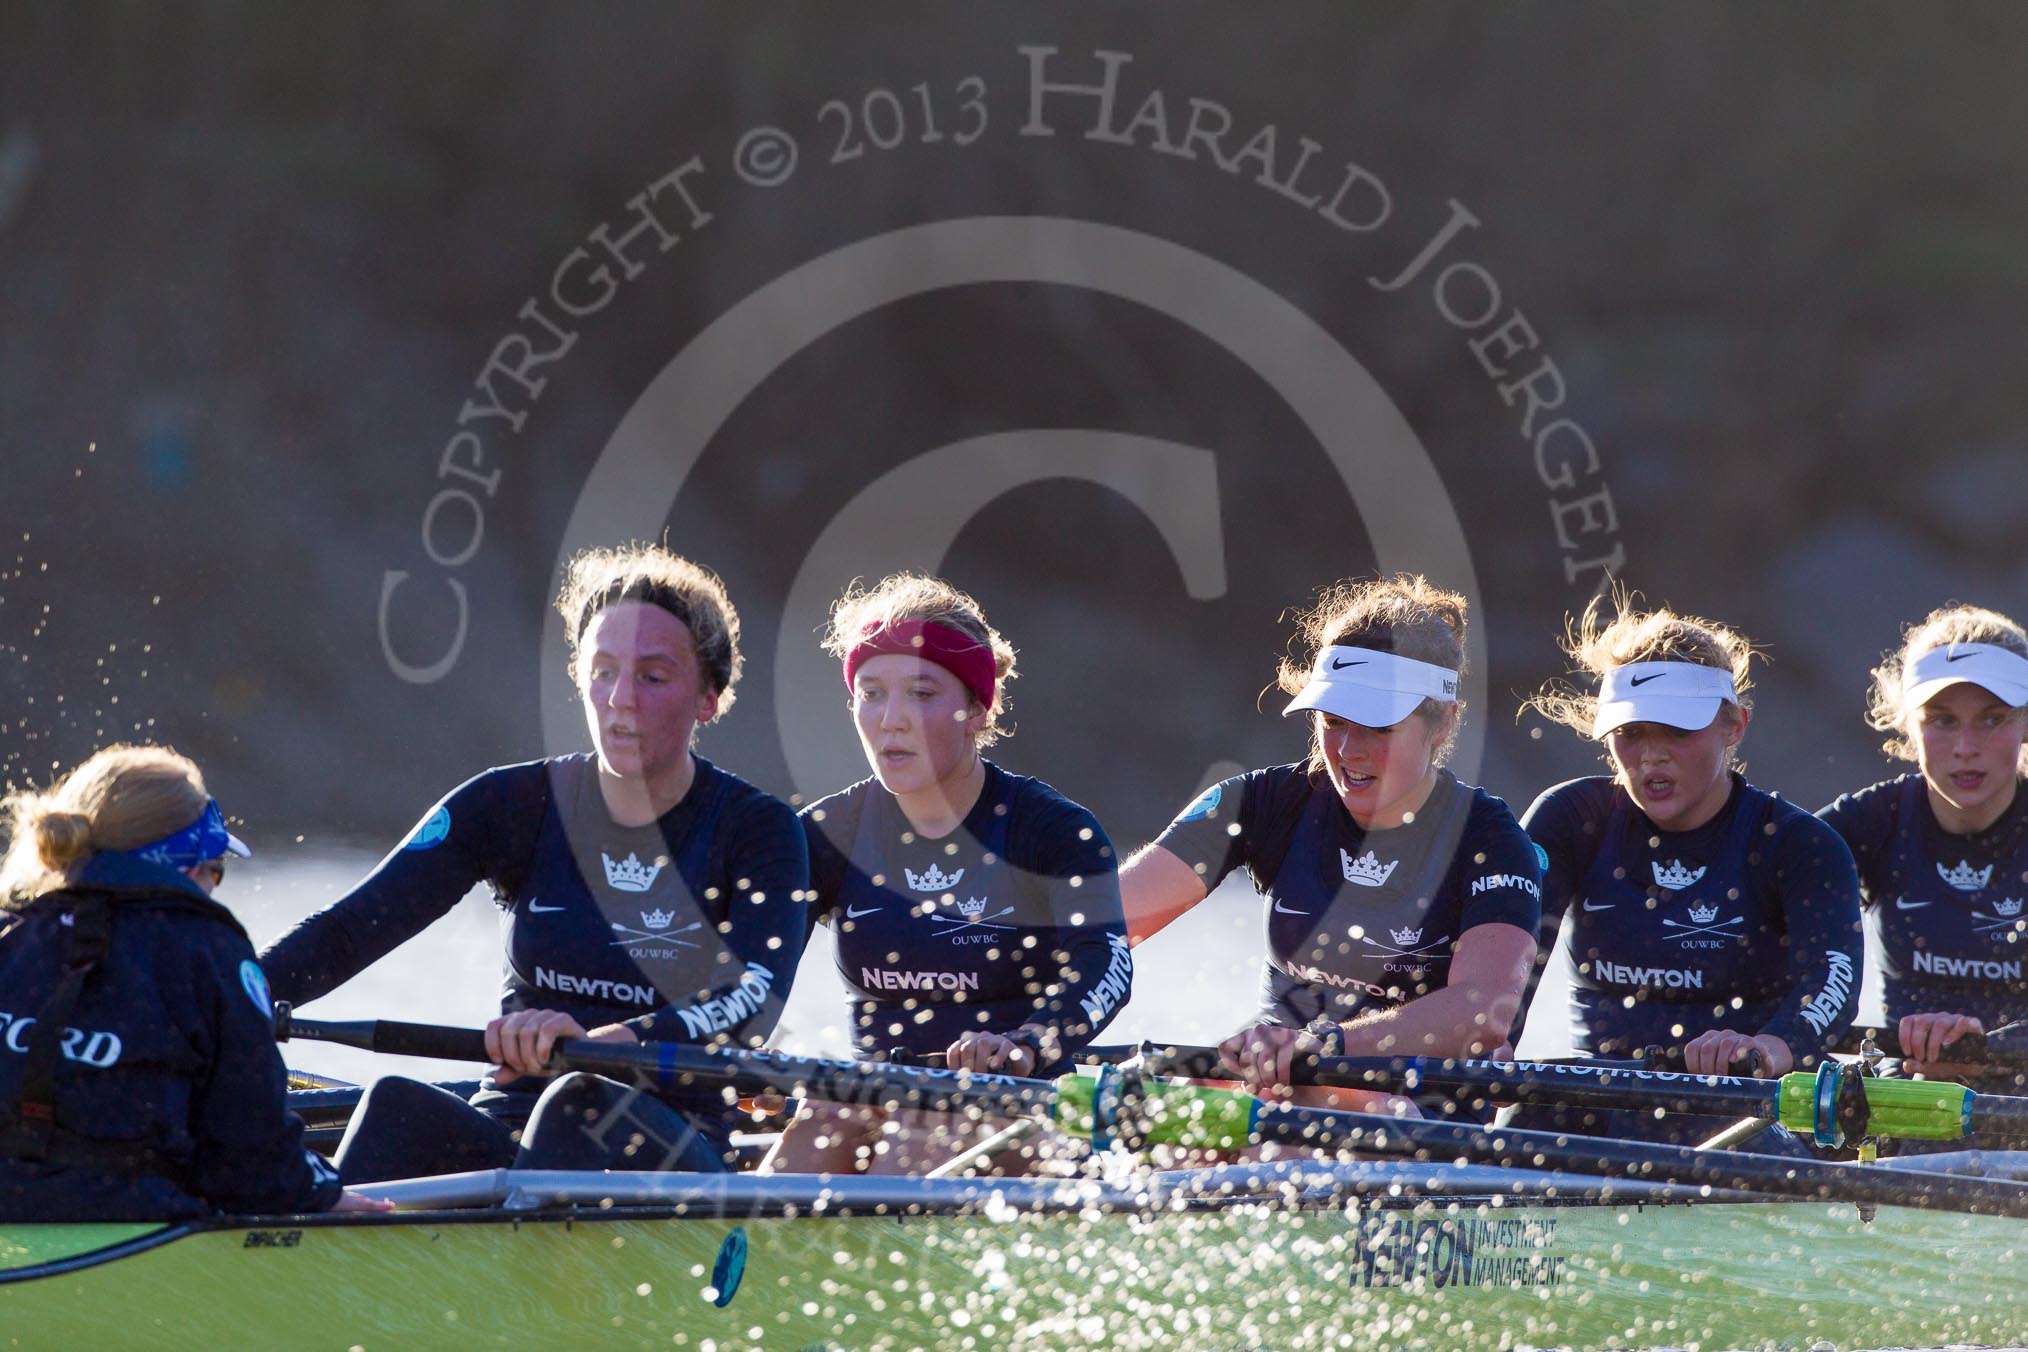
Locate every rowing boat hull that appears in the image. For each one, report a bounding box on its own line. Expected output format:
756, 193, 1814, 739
5, 1166, 2026, 1350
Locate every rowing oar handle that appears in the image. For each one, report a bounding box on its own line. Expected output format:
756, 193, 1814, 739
274, 1005, 490, 1062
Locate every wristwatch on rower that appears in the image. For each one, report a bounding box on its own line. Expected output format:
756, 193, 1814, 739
1303, 1017, 1347, 1058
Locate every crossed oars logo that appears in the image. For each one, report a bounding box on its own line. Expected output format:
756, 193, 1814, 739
1973, 897, 2026, 937
609, 905, 704, 949
927, 894, 1017, 937
1360, 925, 1450, 959
1661, 901, 1743, 942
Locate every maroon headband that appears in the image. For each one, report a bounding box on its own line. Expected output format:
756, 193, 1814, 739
842, 620, 996, 709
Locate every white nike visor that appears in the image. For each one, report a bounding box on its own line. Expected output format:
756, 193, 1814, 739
1592, 660, 1740, 737
1903, 642, 2028, 711
1283, 646, 1459, 729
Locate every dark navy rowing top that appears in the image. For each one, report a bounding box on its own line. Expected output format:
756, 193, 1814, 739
801, 761, 1130, 1063
0, 854, 341, 1220
261, 754, 808, 1050
1819, 773, 2028, 1030
1519, 775, 1863, 1063
1153, 766, 1541, 1029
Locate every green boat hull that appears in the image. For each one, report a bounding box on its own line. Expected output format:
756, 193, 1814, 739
5, 1165, 2026, 1350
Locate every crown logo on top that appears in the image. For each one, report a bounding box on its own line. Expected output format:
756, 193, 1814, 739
1940, 860, 1993, 893
640, 907, 677, 930
1341, 850, 1399, 888
904, 863, 964, 892
1686, 902, 1721, 924
1652, 859, 1706, 891
602, 851, 665, 894
1390, 925, 1423, 947
1995, 897, 2025, 918
957, 895, 988, 920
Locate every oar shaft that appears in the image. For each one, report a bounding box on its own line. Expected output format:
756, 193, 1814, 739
1081, 1044, 1783, 1119
1241, 1103, 2028, 1218
1316, 1056, 2028, 1149
278, 1013, 1063, 1117
1081, 1042, 1710, 1080
1081, 1045, 2000, 1147
1969, 1093, 2028, 1145
1335, 1056, 1782, 1120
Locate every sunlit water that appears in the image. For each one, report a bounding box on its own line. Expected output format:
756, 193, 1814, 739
234, 847, 1886, 1086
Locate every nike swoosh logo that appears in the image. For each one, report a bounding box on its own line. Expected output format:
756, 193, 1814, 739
1581, 900, 1615, 912
526, 899, 566, 914
1330, 658, 1368, 670
1894, 898, 1934, 910
844, 905, 881, 919
1628, 674, 1664, 687
1272, 899, 1312, 915
1945, 652, 1974, 663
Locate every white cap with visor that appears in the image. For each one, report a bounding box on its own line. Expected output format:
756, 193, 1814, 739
1283, 646, 1459, 729
1592, 661, 1740, 738
1903, 642, 2028, 710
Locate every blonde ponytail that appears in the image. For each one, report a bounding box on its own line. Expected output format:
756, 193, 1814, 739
1, 746, 211, 907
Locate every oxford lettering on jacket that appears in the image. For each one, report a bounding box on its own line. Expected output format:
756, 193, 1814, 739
0, 1012, 124, 1067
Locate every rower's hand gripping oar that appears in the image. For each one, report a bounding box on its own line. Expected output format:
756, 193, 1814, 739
1839, 1021, 2028, 1074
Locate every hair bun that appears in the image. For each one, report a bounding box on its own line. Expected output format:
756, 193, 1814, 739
33, 808, 94, 869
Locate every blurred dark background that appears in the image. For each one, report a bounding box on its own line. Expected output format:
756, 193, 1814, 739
3, 3, 2023, 851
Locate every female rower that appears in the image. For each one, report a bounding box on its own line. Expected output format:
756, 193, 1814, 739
1122, 576, 1541, 1120
763, 574, 1130, 1175
1818, 605, 2028, 1083
0, 746, 384, 1220
261, 545, 808, 1180
1513, 597, 1862, 1142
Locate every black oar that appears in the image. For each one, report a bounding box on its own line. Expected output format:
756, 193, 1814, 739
1083, 1041, 1721, 1077
274, 1007, 1065, 1119
1091, 1042, 1802, 1117
1235, 1100, 2028, 1219
1084, 1041, 2028, 1149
